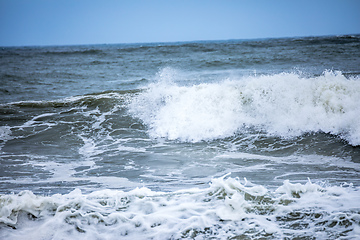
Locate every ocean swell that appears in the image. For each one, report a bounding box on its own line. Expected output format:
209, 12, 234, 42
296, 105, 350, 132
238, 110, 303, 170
129, 70, 360, 145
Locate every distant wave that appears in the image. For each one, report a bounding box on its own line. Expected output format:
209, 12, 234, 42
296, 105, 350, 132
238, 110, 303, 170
129, 69, 360, 145
43, 48, 104, 56
0, 90, 137, 109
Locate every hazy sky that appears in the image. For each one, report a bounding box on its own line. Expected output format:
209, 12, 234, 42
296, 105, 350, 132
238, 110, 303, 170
1, 0, 360, 46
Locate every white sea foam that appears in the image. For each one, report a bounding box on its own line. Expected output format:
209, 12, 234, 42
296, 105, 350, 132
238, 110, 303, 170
0, 126, 12, 151
0, 175, 359, 239
0, 126, 12, 141
129, 70, 360, 145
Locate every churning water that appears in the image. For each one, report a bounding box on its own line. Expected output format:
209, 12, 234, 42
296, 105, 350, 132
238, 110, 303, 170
1, 35, 360, 239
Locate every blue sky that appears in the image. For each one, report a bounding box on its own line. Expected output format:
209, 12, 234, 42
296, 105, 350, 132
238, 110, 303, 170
1, 0, 359, 46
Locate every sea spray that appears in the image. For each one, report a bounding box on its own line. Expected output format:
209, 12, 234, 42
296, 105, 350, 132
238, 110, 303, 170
129, 70, 360, 145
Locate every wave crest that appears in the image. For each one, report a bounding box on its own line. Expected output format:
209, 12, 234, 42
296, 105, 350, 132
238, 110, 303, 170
129, 70, 360, 145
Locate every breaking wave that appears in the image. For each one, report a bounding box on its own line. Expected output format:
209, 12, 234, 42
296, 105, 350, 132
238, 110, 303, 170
1, 175, 359, 239
129, 70, 360, 145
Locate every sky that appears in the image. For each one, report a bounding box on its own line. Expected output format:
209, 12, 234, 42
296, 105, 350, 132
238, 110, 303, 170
0, 0, 360, 47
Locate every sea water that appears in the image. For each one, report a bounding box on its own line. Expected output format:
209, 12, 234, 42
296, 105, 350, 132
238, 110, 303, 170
1, 35, 360, 239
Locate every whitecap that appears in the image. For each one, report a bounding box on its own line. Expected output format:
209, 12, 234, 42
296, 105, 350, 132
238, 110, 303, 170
129, 70, 360, 145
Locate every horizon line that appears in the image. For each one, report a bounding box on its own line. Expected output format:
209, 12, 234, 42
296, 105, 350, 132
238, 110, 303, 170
1, 33, 359, 48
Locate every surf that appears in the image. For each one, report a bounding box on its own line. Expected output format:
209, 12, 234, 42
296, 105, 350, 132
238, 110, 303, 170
129, 69, 360, 145
1, 175, 359, 240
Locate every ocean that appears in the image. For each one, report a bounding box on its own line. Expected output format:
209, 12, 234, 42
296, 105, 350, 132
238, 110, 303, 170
1, 35, 360, 239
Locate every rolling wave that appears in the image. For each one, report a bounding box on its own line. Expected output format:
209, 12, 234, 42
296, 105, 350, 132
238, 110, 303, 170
129, 70, 360, 145
0, 175, 359, 239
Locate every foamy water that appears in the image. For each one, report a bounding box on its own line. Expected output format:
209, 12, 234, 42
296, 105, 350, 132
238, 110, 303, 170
1, 175, 359, 240
1, 35, 360, 239
130, 70, 360, 145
